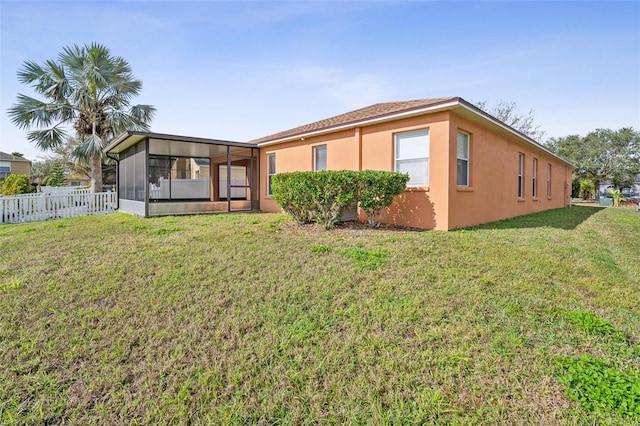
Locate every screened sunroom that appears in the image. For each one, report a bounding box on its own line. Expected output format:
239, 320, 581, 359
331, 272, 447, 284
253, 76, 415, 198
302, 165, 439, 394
104, 132, 259, 217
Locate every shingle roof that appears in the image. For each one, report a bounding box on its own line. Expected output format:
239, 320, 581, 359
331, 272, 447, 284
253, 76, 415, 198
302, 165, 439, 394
251, 97, 457, 144
0, 151, 31, 162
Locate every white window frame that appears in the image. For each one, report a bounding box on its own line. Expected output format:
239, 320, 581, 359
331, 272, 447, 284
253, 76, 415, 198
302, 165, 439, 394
547, 163, 552, 198
456, 131, 470, 186
267, 153, 276, 196
518, 153, 524, 198
394, 129, 430, 187
313, 145, 327, 171
532, 158, 538, 198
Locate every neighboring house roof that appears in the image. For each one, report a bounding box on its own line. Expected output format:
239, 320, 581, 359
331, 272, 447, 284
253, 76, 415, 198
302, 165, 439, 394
251, 97, 573, 167
0, 151, 32, 163
193, 158, 210, 166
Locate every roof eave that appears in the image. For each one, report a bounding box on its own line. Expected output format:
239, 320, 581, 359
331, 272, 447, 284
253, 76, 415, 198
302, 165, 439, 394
256, 98, 461, 147
256, 97, 573, 168
455, 99, 574, 167
104, 131, 258, 155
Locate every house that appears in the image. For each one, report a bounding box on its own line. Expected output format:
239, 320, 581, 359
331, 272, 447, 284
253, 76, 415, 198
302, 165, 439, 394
0, 151, 32, 180
105, 97, 573, 230
254, 97, 573, 230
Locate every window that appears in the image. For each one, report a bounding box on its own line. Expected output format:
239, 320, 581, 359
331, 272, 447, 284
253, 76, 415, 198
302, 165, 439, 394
267, 153, 276, 196
0, 161, 10, 180
518, 153, 524, 198
314, 145, 327, 171
457, 131, 470, 186
532, 158, 538, 198
547, 163, 552, 197
149, 156, 210, 200
395, 129, 429, 186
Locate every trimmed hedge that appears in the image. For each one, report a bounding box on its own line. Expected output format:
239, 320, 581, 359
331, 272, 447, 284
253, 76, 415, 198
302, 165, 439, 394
357, 170, 410, 228
271, 171, 359, 228
271, 170, 409, 229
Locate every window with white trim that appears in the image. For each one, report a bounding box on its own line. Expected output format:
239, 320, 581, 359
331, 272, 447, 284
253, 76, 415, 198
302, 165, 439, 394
518, 153, 524, 198
314, 145, 327, 171
457, 131, 470, 186
267, 153, 276, 196
532, 158, 538, 198
547, 163, 552, 197
395, 129, 429, 186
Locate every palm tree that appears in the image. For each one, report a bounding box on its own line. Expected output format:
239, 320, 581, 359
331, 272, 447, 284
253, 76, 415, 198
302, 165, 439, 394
8, 43, 155, 192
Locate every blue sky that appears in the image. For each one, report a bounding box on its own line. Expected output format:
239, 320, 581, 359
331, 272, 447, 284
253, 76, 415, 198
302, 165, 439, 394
1, 0, 639, 161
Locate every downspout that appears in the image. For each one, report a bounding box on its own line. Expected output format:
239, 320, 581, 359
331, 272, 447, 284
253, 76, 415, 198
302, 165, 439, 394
105, 152, 120, 211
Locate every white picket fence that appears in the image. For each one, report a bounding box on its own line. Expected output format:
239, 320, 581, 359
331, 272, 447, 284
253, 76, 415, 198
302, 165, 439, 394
40, 186, 91, 195
1, 191, 117, 224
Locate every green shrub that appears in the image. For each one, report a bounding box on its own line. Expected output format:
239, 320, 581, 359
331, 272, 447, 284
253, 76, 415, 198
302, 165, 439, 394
579, 179, 595, 200
271, 170, 408, 229
357, 170, 409, 228
608, 189, 623, 207
271, 171, 359, 229
1, 174, 31, 195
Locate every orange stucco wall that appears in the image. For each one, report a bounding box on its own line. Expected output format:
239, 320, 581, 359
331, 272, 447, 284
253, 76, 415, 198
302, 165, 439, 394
259, 112, 572, 230
446, 112, 572, 229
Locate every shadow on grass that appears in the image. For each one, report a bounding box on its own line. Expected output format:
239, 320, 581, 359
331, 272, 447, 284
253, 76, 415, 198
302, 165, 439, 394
463, 206, 604, 231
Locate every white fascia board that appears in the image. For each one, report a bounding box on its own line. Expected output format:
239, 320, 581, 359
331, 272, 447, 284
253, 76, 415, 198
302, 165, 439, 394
256, 100, 460, 147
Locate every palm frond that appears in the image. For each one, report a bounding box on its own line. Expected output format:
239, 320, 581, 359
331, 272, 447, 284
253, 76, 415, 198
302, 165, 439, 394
42, 60, 70, 101
128, 104, 156, 130
104, 108, 137, 134
73, 133, 105, 160
59, 44, 86, 72
26, 127, 67, 150
8, 94, 72, 129
16, 60, 46, 85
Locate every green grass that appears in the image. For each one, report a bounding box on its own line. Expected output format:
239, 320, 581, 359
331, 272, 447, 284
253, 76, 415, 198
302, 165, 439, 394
1, 207, 639, 424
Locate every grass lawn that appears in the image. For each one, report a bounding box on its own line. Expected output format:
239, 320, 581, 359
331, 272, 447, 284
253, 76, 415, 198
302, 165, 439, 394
1, 206, 639, 424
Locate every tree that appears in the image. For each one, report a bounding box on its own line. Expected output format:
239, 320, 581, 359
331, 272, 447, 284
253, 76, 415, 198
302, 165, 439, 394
546, 128, 640, 197
11, 152, 24, 158
8, 43, 155, 192
475, 100, 546, 141
46, 163, 66, 187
